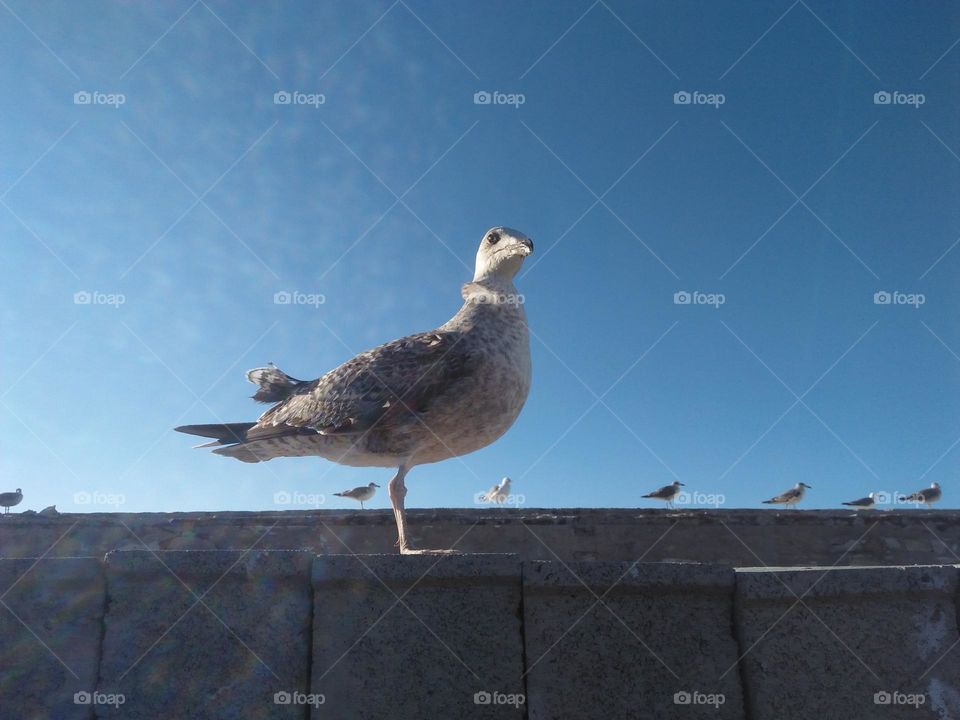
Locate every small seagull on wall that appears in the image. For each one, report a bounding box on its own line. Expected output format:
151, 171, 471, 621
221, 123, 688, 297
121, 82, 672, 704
899, 482, 941, 508
333, 482, 380, 510
0, 488, 22, 515
842, 492, 876, 509
762, 482, 811, 509
642, 481, 685, 509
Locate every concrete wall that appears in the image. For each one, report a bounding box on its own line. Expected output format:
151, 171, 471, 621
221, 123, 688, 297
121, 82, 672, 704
2, 508, 960, 565
2, 549, 960, 718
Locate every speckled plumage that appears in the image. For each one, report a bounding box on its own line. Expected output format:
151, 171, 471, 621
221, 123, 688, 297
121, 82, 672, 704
177, 227, 535, 552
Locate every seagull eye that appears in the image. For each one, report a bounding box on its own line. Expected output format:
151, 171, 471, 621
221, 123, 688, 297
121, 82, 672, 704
486, 231, 501, 245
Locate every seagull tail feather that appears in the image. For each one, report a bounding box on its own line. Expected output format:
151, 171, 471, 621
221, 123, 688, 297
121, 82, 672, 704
174, 422, 255, 447
246, 364, 311, 403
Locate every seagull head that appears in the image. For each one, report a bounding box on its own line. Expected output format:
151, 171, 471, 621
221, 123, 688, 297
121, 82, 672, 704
798, 482, 812, 489
673, 481, 685, 487
931, 481, 941, 489
500, 477, 512, 490
369, 482, 380, 488
473, 227, 534, 282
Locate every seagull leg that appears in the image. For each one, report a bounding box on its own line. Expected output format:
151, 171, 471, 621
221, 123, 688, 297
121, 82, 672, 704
388, 465, 411, 552
388, 464, 459, 555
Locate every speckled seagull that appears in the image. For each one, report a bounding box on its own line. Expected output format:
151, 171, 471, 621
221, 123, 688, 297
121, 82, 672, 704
900, 481, 942, 507
642, 481, 685, 508
176, 227, 533, 553
762, 482, 811, 508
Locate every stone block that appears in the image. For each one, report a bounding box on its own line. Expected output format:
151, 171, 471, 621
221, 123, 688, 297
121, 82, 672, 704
0, 557, 104, 720
735, 565, 960, 719
98, 550, 312, 719
523, 561, 744, 719
311, 554, 523, 718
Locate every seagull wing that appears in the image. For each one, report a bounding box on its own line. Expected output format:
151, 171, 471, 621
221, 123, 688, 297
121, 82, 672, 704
643, 484, 674, 499
764, 488, 797, 503
253, 331, 475, 437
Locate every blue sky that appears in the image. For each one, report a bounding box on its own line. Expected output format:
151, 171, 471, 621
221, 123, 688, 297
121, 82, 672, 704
1, 1, 959, 513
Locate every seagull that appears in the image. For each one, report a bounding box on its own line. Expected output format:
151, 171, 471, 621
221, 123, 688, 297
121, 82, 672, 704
176, 227, 534, 554
0, 488, 22, 515
842, 492, 876, 509
762, 482, 811, 508
481, 477, 511, 504
642, 481, 685, 508
334, 482, 379, 509
900, 481, 942, 507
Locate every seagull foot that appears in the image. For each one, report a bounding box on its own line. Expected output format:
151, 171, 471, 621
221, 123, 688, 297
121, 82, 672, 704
399, 546, 462, 556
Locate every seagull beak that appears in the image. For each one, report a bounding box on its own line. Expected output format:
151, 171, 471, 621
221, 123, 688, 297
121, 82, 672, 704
517, 237, 534, 256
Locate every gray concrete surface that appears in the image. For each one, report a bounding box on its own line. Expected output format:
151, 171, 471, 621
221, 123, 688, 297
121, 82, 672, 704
523, 561, 745, 719
0, 557, 104, 720
735, 565, 960, 720
311, 554, 524, 719
3, 516, 960, 719
2, 509, 960, 566
97, 550, 313, 720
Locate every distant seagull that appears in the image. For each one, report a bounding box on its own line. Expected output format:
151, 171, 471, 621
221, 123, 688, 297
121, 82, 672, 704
642, 481, 685, 508
900, 481, 942, 507
762, 482, 811, 508
334, 482, 380, 509
0, 488, 22, 515
175, 227, 534, 554
842, 492, 876, 509
481, 477, 512, 504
